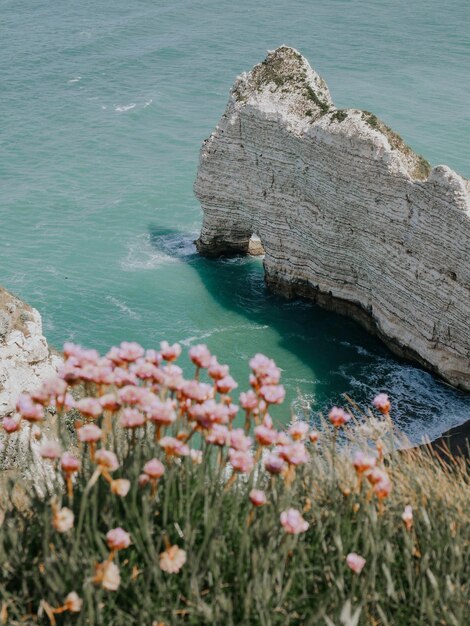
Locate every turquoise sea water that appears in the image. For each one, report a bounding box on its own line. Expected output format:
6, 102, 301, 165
2, 0, 469, 441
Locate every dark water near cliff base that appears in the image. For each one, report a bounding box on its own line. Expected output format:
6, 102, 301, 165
1, 0, 469, 441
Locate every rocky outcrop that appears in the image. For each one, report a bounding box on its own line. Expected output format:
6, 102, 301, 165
194, 46, 470, 391
0, 287, 61, 417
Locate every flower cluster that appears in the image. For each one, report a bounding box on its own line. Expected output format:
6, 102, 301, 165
1, 340, 399, 614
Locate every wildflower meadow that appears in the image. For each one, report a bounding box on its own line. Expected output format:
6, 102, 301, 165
0, 341, 469, 625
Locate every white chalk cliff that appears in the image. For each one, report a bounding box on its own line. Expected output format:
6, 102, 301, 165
0, 287, 61, 418
194, 46, 470, 391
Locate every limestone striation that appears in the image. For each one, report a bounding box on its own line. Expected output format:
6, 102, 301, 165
194, 46, 470, 391
0, 287, 61, 418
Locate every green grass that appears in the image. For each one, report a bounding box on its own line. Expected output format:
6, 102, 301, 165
361, 111, 432, 180
331, 110, 348, 124
0, 344, 469, 625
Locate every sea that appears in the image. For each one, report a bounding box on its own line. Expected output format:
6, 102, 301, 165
2, 0, 469, 442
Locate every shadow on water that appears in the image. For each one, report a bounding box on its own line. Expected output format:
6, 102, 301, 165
148, 226, 390, 366
148, 225, 470, 440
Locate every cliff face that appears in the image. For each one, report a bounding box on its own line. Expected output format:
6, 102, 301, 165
194, 46, 470, 391
0, 287, 61, 418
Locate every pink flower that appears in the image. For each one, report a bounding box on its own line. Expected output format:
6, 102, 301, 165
346, 552, 366, 574
366, 467, 389, 486
145, 349, 162, 365
95, 449, 119, 472
262, 413, 273, 429
94, 361, 115, 385
276, 432, 291, 446
143, 458, 165, 479
402, 505, 413, 531
138, 473, 150, 487
78, 423, 103, 443
93, 561, 120, 591
112, 367, 138, 387
63, 344, 100, 367
288, 421, 309, 441
64, 591, 83, 613
249, 489, 267, 507
249, 353, 272, 373
309, 430, 319, 444
239, 390, 258, 411
82, 348, 100, 364
106, 527, 131, 551
159, 436, 190, 457
48, 378, 68, 396
31, 378, 67, 405
162, 364, 184, 391
53, 507, 74, 533
120, 408, 146, 429
229, 449, 254, 473
229, 429, 252, 452
259, 384, 285, 405
216, 376, 238, 395
39, 440, 62, 460
189, 344, 212, 369
118, 385, 147, 405
76, 397, 102, 419
206, 424, 230, 446
190, 449, 203, 464
352, 451, 376, 474
60, 363, 82, 385
118, 341, 144, 362
63, 342, 84, 359
79, 364, 108, 385
264, 453, 286, 474
208, 357, 229, 380
2, 416, 20, 434
99, 393, 121, 411
55, 392, 75, 411
227, 403, 239, 421
160, 341, 181, 362
280, 509, 309, 534
16, 394, 44, 422
254, 425, 278, 446
145, 398, 176, 426
262, 366, 281, 385
278, 443, 309, 466
328, 406, 350, 428
181, 380, 213, 403
374, 477, 392, 499
249, 354, 281, 384
72, 346, 100, 365
106, 346, 125, 365
61, 452, 80, 474
190, 400, 230, 428
132, 361, 160, 381
373, 393, 391, 415
111, 479, 131, 497
159, 545, 187, 574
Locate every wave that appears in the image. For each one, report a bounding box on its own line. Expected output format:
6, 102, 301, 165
120, 232, 197, 272
179, 323, 269, 347
105, 296, 141, 320
114, 103, 136, 113
338, 340, 372, 357
334, 358, 470, 444
112, 97, 153, 113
